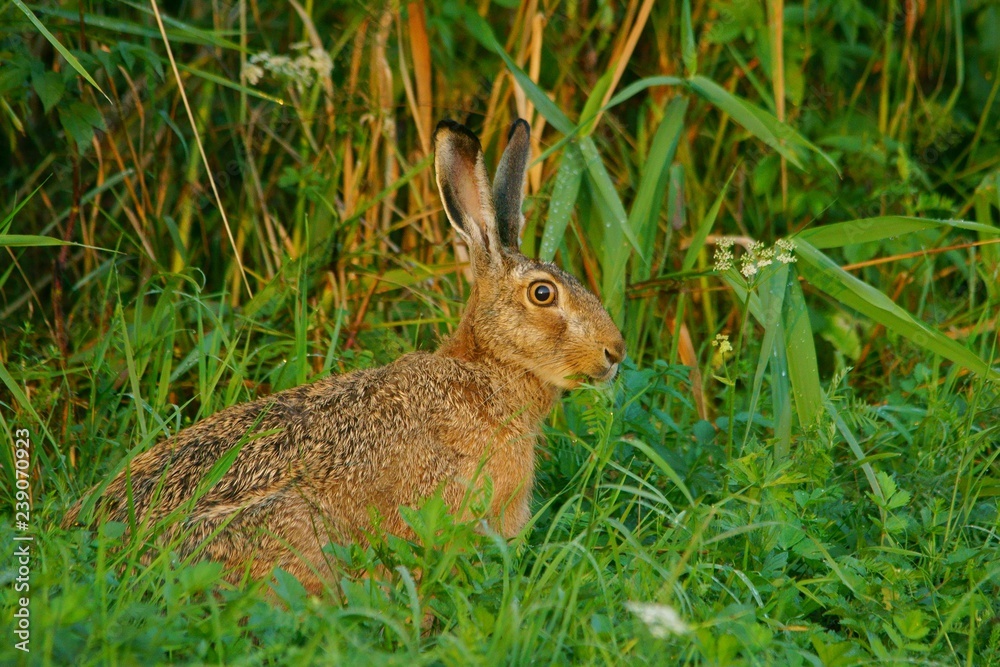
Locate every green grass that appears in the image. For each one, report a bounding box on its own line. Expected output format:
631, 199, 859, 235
2, 0, 1000, 664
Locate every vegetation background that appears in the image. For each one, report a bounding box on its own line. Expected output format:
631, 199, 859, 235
1, 0, 999, 664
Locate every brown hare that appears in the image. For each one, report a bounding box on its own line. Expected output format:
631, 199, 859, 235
64, 119, 626, 593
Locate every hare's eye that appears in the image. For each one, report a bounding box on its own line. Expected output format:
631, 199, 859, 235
528, 281, 557, 306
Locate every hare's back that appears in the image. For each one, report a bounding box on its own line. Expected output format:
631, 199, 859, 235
86, 352, 466, 525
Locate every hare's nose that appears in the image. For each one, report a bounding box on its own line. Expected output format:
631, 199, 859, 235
604, 343, 625, 366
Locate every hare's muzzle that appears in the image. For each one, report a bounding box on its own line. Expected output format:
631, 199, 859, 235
594, 337, 626, 382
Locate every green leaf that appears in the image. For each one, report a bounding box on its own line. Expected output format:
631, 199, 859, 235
460, 6, 504, 57
579, 139, 643, 257
32, 6, 244, 51
579, 69, 614, 136
490, 37, 574, 135
32, 69, 64, 113
582, 137, 643, 325
629, 97, 688, 280
12, 0, 110, 102
796, 239, 999, 381
605, 76, 685, 110
782, 270, 823, 427
629, 440, 694, 505
894, 609, 930, 641
799, 215, 1000, 249
57, 101, 106, 149
686, 75, 838, 173
0, 234, 73, 247
744, 263, 789, 451
682, 0, 697, 75
539, 144, 584, 263
1, 184, 43, 236
682, 168, 736, 272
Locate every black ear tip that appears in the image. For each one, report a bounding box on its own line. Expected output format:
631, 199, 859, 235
507, 118, 530, 142
435, 119, 461, 133
434, 119, 482, 150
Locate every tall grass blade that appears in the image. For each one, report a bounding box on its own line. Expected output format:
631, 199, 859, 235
539, 145, 584, 263
796, 239, 1000, 381
782, 270, 823, 427
686, 75, 837, 173
630, 97, 687, 281
799, 216, 999, 249
682, 0, 697, 76
743, 263, 789, 450
13, 0, 110, 101
682, 169, 736, 272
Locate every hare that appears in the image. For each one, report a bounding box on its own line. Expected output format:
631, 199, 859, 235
64, 119, 626, 593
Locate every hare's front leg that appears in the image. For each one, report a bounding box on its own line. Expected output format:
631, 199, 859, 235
497, 479, 533, 538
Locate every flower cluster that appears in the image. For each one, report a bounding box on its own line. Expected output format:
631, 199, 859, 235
713, 237, 797, 279
775, 238, 797, 264
625, 602, 689, 638
711, 333, 732, 355
712, 236, 735, 271
243, 41, 333, 92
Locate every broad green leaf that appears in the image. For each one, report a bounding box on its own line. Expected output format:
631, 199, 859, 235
535, 75, 685, 166
12, 0, 110, 101
770, 322, 793, 457
490, 37, 573, 135
32, 69, 64, 113
0, 234, 74, 247
783, 271, 823, 427
591, 169, 630, 325
57, 101, 106, 149
682, 0, 697, 75
578, 139, 642, 257
744, 263, 789, 449
33, 6, 244, 50
539, 144, 584, 262
174, 61, 286, 104
577, 134, 646, 326
686, 75, 838, 173
459, 5, 503, 54
605, 76, 685, 110
579, 69, 615, 137
799, 215, 1000, 249
796, 239, 999, 381
630, 97, 688, 281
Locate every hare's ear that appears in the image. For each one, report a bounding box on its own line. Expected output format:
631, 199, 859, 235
434, 120, 502, 269
492, 119, 531, 252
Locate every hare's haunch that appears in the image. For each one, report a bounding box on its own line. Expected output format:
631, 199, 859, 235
64, 119, 626, 592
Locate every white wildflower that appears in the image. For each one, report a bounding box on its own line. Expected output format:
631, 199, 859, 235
243, 62, 265, 85
776, 237, 797, 264
243, 42, 332, 91
756, 244, 774, 267
303, 47, 332, 79
740, 255, 759, 278
712, 237, 733, 273
626, 602, 689, 638
711, 334, 732, 355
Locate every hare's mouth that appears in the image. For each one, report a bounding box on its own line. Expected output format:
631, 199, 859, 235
593, 362, 619, 383
568, 362, 619, 385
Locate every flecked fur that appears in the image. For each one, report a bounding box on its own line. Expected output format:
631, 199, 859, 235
63, 119, 626, 593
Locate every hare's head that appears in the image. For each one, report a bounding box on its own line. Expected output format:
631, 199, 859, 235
434, 119, 625, 390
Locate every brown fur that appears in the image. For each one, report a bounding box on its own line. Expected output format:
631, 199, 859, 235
63, 119, 625, 594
